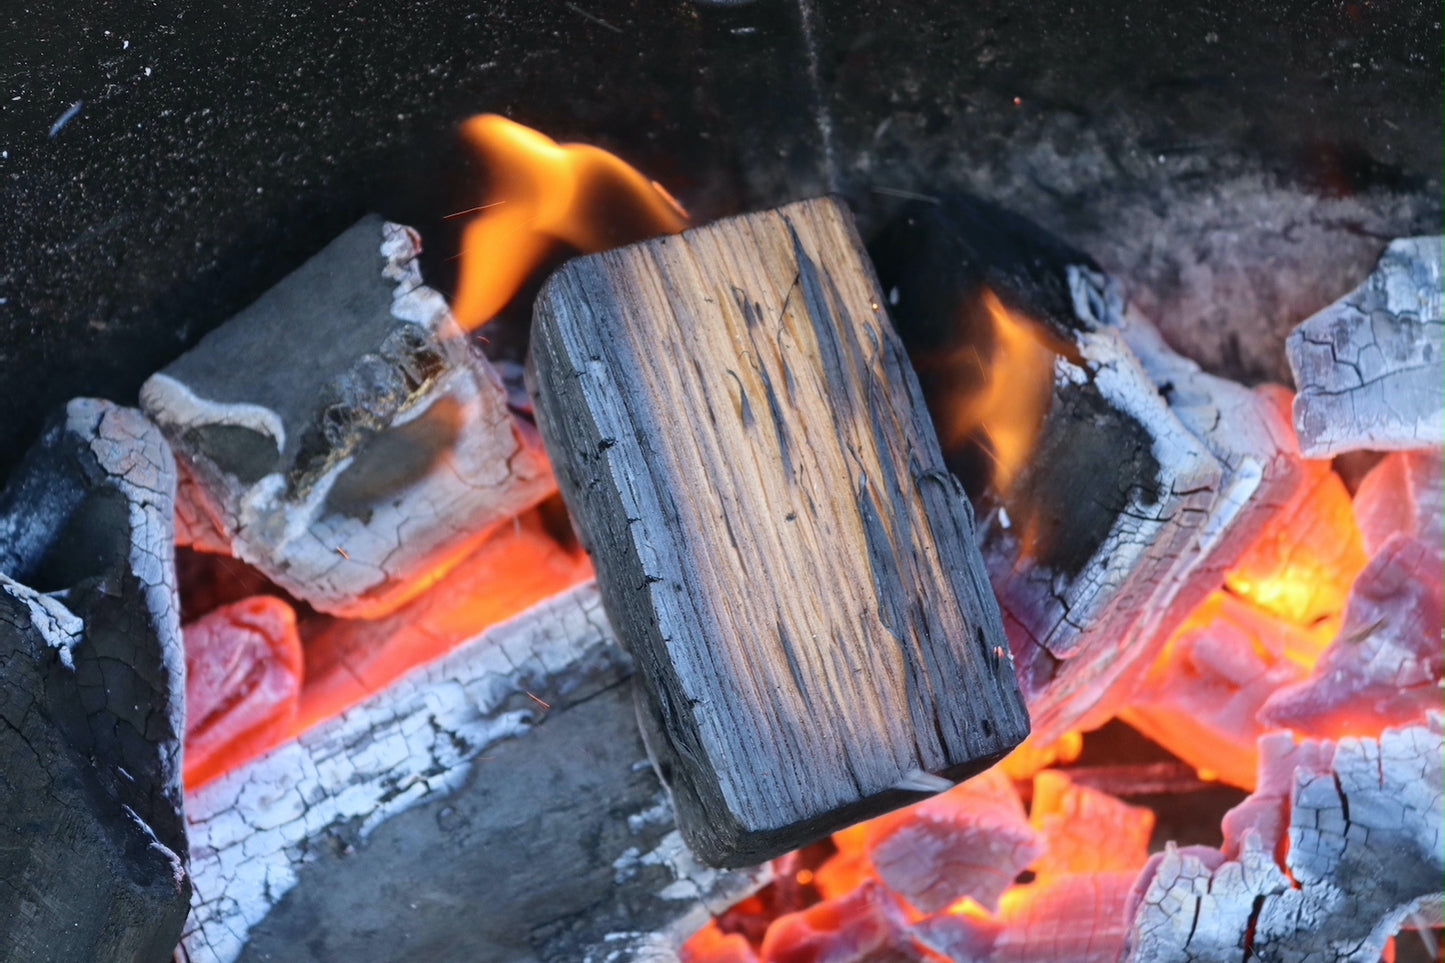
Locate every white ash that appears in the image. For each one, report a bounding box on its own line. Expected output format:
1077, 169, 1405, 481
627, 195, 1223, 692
1124, 718, 1445, 963
1287, 235, 1444, 457
181, 584, 624, 963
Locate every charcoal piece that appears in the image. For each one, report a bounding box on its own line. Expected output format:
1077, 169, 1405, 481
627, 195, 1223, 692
1124, 721, 1445, 963
181, 583, 769, 963
869, 199, 1329, 746
140, 215, 555, 618
0, 399, 189, 963
530, 197, 1030, 867
1286, 235, 1445, 457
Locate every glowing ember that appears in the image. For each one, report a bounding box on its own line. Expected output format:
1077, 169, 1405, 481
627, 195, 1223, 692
1223, 457, 1366, 629
450, 114, 689, 331
1121, 590, 1329, 789
183, 595, 303, 789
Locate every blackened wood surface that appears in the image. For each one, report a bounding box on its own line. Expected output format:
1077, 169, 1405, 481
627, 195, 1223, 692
529, 196, 1029, 866
0, 400, 190, 963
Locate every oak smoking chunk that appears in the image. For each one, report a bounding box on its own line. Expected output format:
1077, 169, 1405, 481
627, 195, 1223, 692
529, 197, 1030, 867
140, 215, 554, 618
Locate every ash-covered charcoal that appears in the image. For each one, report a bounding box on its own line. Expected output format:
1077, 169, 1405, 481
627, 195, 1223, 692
871, 196, 1247, 744
0, 399, 190, 962
1123, 719, 1445, 963
182, 583, 771, 963
838, 768, 1043, 915
1286, 235, 1445, 457
140, 215, 555, 618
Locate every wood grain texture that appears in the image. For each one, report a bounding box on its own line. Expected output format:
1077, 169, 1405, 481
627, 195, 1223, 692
529, 197, 1029, 866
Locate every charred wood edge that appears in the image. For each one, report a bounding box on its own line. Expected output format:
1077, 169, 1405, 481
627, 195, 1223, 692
0, 398, 190, 961
1062, 267, 1307, 729
1124, 718, 1445, 962
179, 582, 768, 963
139, 215, 555, 618
529, 196, 1029, 868
1286, 235, 1445, 457
984, 287, 1222, 743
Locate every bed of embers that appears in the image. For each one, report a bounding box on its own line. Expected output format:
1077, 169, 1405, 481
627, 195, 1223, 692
0, 117, 1439, 963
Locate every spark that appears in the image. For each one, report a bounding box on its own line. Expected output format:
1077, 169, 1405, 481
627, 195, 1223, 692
525, 691, 551, 710
443, 200, 506, 220
48, 100, 84, 138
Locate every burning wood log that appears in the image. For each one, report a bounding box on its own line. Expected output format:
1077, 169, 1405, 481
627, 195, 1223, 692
1286, 235, 1445, 457
140, 215, 555, 618
528, 196, 1030, 868
181, 583, 769, 963
0, 399, 190, 962
871, 196, 1246, 745
1123, 719, 1445, 963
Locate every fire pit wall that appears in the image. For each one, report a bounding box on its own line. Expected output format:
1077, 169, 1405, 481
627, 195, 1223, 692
3, 2, 1442, 962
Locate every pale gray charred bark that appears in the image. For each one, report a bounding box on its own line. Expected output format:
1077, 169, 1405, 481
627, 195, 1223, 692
0, 399, 189, 963
1124, 720, 1445, 963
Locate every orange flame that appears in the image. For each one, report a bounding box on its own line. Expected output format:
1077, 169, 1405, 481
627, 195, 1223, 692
451, 114, 689, 331
931, 288, 1064, 495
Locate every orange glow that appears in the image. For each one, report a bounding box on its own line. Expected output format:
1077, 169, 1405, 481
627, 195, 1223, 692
999, 730, 1083, 780
182, 510, 592, 789
1027, 771, 1153, 879
1122, 590, 1334, 790
451, 114, 689, 331
296, 509, 593, 734
680, 921, 757, 963
183, 596, 303, 789
928, 289, 1064, 495
1224, 459, 1367, 627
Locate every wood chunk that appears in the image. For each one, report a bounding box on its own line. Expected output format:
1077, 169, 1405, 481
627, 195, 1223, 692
183, 595, 303, 789
529, 197, 1029, 866
182, 584, 769, 963
141, 216, 555, 618
1124, 719, 1445, 963
0, 399, 190, 962
1286, 235, 1445, 456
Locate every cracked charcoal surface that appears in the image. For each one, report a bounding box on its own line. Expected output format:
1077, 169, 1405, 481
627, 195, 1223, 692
0, 398, 189, 963
1124, 719, 1445, 963
1287, 235, 1445, 457
183, 583, 767, 963
140, 218, 554, 618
